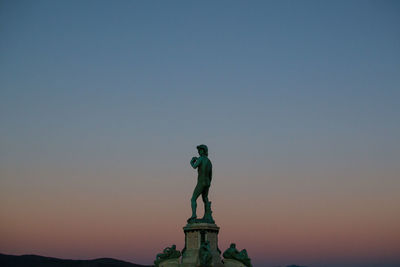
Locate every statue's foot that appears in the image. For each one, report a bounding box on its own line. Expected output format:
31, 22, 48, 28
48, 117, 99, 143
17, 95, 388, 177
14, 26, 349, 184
201, 215, 215, 224
187, 215, 197, 223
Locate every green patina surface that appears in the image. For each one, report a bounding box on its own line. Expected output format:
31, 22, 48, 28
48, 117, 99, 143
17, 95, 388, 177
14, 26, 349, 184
199, 241, 212, 267
187, 144, 215, 224
154, 245, 181, 267
223, 243, 252, 267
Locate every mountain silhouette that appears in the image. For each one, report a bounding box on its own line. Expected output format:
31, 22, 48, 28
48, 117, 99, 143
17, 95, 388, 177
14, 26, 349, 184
0, 253, 152, 267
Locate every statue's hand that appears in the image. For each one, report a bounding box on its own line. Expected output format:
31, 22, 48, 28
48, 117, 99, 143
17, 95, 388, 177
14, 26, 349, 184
191, 157, 197, 163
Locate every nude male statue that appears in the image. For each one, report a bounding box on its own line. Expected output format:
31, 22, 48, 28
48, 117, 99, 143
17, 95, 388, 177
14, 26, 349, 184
188, 144, 213, 223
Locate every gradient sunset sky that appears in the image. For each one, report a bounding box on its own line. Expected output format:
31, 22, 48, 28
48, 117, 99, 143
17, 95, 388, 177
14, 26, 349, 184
1, 1, 399, 267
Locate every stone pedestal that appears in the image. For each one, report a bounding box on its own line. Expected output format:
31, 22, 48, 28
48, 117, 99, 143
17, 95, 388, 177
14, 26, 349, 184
181, 223, 224, 267
159, 258, 180, 267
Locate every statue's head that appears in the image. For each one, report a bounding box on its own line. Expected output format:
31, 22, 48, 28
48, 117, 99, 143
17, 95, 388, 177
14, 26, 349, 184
197, 144, 208, 156
230, 243, 236, 248
172, 245, 176, 249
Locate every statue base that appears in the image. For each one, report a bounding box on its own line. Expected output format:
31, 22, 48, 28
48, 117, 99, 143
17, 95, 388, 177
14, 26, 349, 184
154, 220, 252, 267
181, 222, 223, 267
158, 258, 180, 267
187, 217, 215, 224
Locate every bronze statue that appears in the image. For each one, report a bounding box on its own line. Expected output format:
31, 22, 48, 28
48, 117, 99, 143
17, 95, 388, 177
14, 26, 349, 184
199, 240, 212, 267
223, 243, 252, 267
188, 144, 214, 223
154, 244, 181, 267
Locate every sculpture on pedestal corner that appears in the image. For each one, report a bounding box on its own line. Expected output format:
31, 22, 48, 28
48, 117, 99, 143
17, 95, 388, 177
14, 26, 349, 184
154, 244, 181, 267
223, 243, 252, 267
187, 144, 215, 224
199, 240, 212, 267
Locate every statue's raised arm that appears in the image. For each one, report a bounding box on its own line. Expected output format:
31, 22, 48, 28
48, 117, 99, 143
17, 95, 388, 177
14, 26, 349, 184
190, 156, 202, 169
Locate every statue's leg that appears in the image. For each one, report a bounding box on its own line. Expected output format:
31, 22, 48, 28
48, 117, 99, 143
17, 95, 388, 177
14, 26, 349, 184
201, 186, 210, 210
202, 186, 215, 222
190, 184, 202, 219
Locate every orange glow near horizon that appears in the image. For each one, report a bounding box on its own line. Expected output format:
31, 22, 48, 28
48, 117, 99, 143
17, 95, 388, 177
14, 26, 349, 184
1, 168, 399, 266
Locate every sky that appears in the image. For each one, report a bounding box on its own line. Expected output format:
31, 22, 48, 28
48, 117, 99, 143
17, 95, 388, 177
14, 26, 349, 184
0, 1, 399, 266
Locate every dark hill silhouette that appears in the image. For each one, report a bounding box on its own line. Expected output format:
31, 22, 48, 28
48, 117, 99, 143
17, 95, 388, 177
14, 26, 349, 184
0, 253, 311, 267
0, 253, 152, 267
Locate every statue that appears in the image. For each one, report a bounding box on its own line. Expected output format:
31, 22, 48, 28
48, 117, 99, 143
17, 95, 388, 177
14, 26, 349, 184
199, 240, 212, 267
154, 244, 181, 267
223, 243, 252, 267
187, 144, 214, 224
